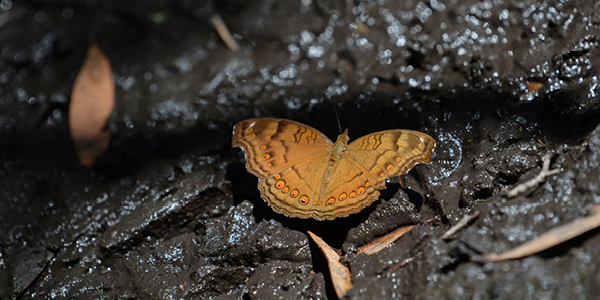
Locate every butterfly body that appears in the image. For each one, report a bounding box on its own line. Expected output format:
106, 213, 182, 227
232, 118, 435, 220
329, 131, 349, 163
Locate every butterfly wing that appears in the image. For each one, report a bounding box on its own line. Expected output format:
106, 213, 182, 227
233, 118, 337, 219
346, 129, 436, 189
232, 118, 333, 178
292, 129, 435, 220
313, 156, 383, 219
257, 155, 332, 219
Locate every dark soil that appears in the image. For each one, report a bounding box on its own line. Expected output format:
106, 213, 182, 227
2, 0, 600, 299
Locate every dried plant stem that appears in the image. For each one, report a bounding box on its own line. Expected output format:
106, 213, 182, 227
210, 14, 241, 51
480, 205, 600, 262
507, 154, 560, 199
442, 211, 480, 240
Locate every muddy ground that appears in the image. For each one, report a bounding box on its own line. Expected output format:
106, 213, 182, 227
2, 0, 600, 299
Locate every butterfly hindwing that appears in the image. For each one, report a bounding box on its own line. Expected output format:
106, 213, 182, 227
315, 158, 381, 219
258, 154, 380, 220
258, 157, 329, 219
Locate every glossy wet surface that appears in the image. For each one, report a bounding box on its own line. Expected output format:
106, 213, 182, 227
1, 0, 600, 299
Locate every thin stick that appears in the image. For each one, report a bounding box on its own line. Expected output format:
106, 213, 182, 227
479, 205, 600, 262
210, 15, 241, 51
386, 255, 416, 273
507, 154, 560, 199
442, 211, 480, 240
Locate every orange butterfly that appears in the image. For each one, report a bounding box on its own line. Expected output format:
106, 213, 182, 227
232, 118, 435, 220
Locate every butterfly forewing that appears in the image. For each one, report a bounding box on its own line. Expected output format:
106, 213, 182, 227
347, 129, 436, 189
232, 118, 332, 178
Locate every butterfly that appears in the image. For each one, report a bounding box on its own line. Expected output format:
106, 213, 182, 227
232, 118, 435, 220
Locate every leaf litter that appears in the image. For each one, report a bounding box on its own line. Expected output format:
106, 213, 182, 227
68, 42, 115, 166
357, 224, 417, 255
307, 231, 352, 299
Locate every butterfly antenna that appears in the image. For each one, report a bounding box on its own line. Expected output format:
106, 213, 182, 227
332, 97, 343, 134
346, 98, 375, 131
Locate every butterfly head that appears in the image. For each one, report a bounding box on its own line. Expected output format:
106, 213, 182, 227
330, 130, 350, 162
336, 129, 350, 144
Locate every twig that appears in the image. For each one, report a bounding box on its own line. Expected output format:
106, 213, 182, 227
507, 154, 560, 199
425, 216, 440, 224
386, 255, 416, 273
478, 205, 600, 262
210, 14, 241, 51
442, 211, 480, 240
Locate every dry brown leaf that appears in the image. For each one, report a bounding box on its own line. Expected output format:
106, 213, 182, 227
69, 42, 115, 166
357, 225, 417, 255
307, 231, 352, 299
526, 81, 544, 92
482, 205, 600, 262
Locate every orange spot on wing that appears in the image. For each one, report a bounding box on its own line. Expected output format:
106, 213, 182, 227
276, 180, 285, 189
326, 198, 335, 206
299, 195, 309, 205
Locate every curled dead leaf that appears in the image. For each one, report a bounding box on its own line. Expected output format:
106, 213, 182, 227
69, 42, 115, 166
307, 231, 352, 299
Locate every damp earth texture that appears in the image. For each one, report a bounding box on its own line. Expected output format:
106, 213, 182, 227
2, 0, 600, 299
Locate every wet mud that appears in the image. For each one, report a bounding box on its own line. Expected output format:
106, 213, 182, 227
1, 0, 600, 299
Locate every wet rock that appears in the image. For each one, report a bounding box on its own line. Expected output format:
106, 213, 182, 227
10, 246, 54, 296
3, 0, 600, 299
100, 164, 231, 252
346, 225, 449, 299
192, 201, 320, 299
243, 260, 326, 300
342, 193, 420, 253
